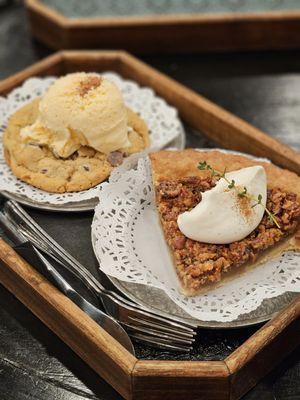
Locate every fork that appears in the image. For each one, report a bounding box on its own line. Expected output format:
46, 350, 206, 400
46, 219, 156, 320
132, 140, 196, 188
2, 202, 197, 350
3, 202, 196, 330
0, 210, 195, 352
3, 200, 197, 328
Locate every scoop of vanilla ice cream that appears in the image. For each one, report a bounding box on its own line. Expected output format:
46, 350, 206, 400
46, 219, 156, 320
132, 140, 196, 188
20, 73, 130, 158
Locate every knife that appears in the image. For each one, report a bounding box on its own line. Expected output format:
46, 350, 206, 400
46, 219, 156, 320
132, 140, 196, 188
0, 212, 135, 355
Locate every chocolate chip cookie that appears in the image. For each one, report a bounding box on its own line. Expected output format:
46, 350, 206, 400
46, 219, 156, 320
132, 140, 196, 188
3, 99, 150, 193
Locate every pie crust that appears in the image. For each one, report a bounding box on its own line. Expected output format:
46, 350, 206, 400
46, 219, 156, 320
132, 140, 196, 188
150, 149, 300, 296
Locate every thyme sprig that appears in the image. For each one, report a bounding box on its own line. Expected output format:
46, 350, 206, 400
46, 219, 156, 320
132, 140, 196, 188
198, 161, 280, 228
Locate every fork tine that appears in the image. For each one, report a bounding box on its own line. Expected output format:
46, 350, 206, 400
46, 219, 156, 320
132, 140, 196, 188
118, 305, 196, 334
130, 333, 192, 352
122, 300, 197, 329
99, 292, 196, 334
95, 290, 197, 339
127, 316, 195, 338
123, 323, 194, 345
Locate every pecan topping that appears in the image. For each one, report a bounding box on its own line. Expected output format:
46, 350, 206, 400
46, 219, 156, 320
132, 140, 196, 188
158, 181, 181, 199
173, 236, 186, 250
78, 76, 102, 96
155, 176, 300, 293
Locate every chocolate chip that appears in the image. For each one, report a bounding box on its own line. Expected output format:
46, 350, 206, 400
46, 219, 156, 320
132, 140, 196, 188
69, 151, 79, 160
41, 168, 48, 174
107, 151, 124, 167
83, 165, 90, 171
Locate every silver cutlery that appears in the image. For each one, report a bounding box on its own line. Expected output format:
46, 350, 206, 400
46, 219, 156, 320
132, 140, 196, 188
1, 202, 197, 351
0, 211, 193, 351
0, 215, 135, 354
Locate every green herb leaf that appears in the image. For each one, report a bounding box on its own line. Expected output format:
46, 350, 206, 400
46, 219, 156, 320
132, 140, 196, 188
228, 179, 235, 189
220, 167, 227, 178
197, 160, 280, 229
198, 161, 207, 170
238, 186, 247, 197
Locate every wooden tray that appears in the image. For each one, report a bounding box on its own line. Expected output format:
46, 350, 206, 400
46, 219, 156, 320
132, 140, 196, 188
0, 51, 299, 400
25, 0, 300, 54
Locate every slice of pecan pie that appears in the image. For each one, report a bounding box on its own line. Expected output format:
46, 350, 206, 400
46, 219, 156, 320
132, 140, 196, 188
150, 149, 300, 296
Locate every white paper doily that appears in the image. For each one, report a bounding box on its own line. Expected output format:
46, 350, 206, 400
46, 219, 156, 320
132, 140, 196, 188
92, 150, 300, 322
0, 73, 183, 205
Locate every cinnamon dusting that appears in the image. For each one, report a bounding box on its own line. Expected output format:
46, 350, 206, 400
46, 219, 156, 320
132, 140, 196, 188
235, 187, 252, 222
78, 76, 102, 96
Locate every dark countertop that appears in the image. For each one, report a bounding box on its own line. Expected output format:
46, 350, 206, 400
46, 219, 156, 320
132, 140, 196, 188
0, 2, 299, 399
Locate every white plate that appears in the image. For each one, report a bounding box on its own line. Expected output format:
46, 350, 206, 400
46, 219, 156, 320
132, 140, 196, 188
91, 149, 300, 327
0, 74, 185, 211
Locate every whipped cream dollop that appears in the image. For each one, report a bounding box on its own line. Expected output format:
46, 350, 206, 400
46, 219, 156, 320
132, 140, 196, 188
177, 166, 267, 244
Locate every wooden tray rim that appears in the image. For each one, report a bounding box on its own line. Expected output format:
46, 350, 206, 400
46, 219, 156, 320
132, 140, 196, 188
25, 0, 300, 55
1, 50, 299, 173
26, 0, 300, 27
0, 50, 299, 400
0, 239, 298, 399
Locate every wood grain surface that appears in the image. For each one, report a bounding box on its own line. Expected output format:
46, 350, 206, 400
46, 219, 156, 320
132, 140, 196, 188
0, 6, 299, 398
226, 297, 300, 399
25, 0, 300, 54
0, 49, 300, 399
132, 360, 230, 400
119, 51, 300, 173
1, 230, 296, 400
0, 239, 136, 400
